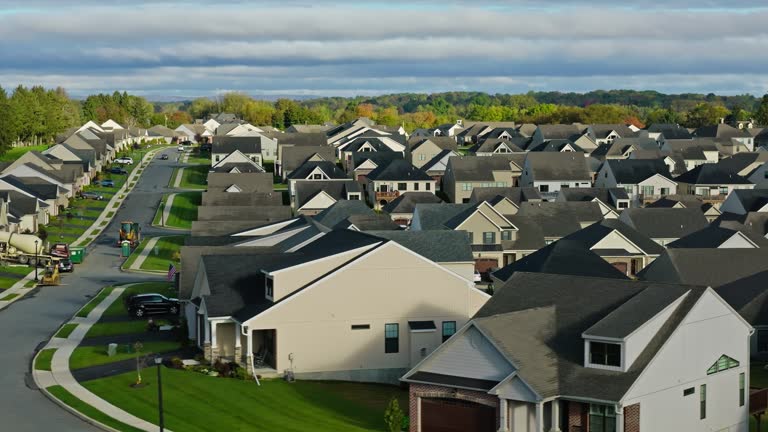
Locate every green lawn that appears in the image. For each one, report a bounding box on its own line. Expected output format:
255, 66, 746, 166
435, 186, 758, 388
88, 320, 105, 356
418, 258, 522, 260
0, 277, 20, 289
179, 165, 209, 189
76, 286, 115, 318
102, 282, 175, 318
84, 369, 407, 432
0, 266, 35, 276
55, 323, 78, 338
0, 293, 19, 301
47, 385, 145, 432
70, 341, 181, 370
85, 319, 172, 338
0, 145, 49, 161
139, 236, 185, 271
35, 348, 56, 371
186, 154, 211, 166
164, 192, 201, 229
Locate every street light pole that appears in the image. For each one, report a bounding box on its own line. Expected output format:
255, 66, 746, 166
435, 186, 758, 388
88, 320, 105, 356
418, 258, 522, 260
155, 357, 164, 432
34, 239, 38, 281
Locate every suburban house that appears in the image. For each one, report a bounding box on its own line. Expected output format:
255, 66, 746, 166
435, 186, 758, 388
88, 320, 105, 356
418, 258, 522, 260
595, 159, 677, 203
287, 160, 349, 203
420, 149, 459, 189
175, 123, 212, 142
408, 137, 458, 168
365, 160, 435, 209
619, 207, 710, 246
667, 226, 767, 249
519, 153, 592, 200
338, 136, 406, 167
211, 137, 264, 166
443, 155, 524, 203
381, 192, 443, 226
721, 189, 768, 215
647, 194, 722, 222
530, 124, 596, 151
471, 138, 527, 156
148, 125, 178, 143
674, 164, 755, 200
210, 151, 266, 174
588, 123, 638, 145
186, 230, 490, 383
278, 145, 335, 180
556, 187, 630, 215
402, 272, 752, 432
292, 180, 362, 215
647, 123, 693, 142
348, 152, 405, 181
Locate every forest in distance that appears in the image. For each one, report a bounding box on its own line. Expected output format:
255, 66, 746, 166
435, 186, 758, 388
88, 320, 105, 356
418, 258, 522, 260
2, 85, 768, 156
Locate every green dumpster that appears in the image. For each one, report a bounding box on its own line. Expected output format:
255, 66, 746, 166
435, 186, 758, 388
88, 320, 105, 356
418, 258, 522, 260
69, 247, 86, 264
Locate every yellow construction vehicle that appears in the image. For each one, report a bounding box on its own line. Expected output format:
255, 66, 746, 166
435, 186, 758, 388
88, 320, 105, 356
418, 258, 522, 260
118, 221, 141, 247
39, 265, 61, 286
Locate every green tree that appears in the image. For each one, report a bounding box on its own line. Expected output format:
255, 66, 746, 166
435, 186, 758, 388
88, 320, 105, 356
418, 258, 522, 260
384, 398, 405, 432
685, 102, 730, 128
754, 94, 768, 126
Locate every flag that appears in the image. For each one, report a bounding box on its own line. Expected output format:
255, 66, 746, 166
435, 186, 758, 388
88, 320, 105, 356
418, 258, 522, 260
167, 263, 177, 281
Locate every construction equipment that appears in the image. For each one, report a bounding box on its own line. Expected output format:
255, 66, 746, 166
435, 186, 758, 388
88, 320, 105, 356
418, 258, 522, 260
118, 222, 141, 247
0, 232, 57, 266
39, 265, 61, 286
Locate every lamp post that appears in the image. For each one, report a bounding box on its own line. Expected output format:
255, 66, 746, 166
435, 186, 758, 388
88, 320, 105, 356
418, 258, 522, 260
154, 357, 164, 432
33, 239, 39, 281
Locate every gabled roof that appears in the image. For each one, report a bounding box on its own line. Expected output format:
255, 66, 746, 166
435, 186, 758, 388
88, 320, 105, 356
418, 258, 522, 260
212, 136, 263, 154
382, 192, 443, 215
695, 123, 750, 139
647, 124, 692, 139
294, 180, 361, 208
492, 239, 630, 282
366, 159, 431, 182
605, 159, 673, 184
715, 270, 768, 326
334, 214, 400, 231
472, 138, 527, 154
723, 189, 768, 212
667, 225, 766, 249
287, 161, 347, 180
558, 187, 629, 203
589, 124, 637, 139
563, 219, 664, 256
412, 203, 473, 230
472, 272, 706, 401
525, 152, 591, 181
620, 207, 709, 239
447, 155, 524, 182
526, 139, 583, 153
675, 163, 752, 185
639, 248, 768, 287
408, 136, 458, 152
468, 187, 542, 205
536, 124, 584, 140
443, 201, 516, 231
313, 200, 376, 229
365, 230, 473, 263
281, 146, 335, 175
350, 151, 404, 171
421, 149, 458, 173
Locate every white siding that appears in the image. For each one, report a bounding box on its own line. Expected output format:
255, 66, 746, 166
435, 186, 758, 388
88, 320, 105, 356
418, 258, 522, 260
719, 233, 757, 249
420, 326, 513, 381
624, 293, 687, 369
590, 230, 643, 253
621, 290, 751, 432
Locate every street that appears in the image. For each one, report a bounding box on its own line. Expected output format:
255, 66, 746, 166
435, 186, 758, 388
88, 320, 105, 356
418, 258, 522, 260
0, 151, 186, 431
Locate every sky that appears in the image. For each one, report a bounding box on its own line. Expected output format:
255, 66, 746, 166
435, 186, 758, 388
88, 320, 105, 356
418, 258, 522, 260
1, 0, 767, 100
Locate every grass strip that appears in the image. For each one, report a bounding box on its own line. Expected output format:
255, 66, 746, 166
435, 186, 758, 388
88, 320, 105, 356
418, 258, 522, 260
46, 385, 145, 432
35, 348, 56, 371
76, 286, 115, 318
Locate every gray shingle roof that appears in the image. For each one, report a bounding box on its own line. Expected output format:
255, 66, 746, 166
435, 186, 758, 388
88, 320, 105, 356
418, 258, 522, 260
446, 155, 523, 182
525, 152, 591, 181
473, 272, 706, 401
675, 163, 752, 185
619, 208, 710, 239
287, 161, 347, 180
294, 180, 361, 208
313, 200, 376, 229
492, 239, 630, 282
412, 203, 473, 230
562, 219, 664, 255
605, 159, 672, 184
281, 146, 335, 176
366, 159, 431, 182
715, 270, 768, 326
364, 230, 473, 263
639, 248, 768, 287
382, 192, 443, 215
667, 225, 767, 249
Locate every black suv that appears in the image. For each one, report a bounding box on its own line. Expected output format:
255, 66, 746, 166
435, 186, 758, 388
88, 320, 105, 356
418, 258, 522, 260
125, 293, 180, 317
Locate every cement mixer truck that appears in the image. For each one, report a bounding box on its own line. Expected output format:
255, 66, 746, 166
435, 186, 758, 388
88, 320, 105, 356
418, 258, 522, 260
0, 232, 58, 266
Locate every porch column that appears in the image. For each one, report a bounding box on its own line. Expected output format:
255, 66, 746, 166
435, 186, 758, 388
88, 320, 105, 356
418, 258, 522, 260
245, 327, 253, 374
210, 321, 219, 361
234, 322, 242, 365
497, 398, 509, 432
549, 400, 561, 432
615, 405, 624, 432
535, 402, 544, 432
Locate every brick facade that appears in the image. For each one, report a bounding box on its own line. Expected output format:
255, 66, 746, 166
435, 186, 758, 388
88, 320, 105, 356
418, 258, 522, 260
567, 401, 589, 432
624, 404, 640, 432
408, 383, 499, 432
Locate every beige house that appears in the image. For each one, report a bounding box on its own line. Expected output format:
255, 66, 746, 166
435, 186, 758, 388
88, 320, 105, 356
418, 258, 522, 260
188, 231, 489, 383
443, 155, 524, 203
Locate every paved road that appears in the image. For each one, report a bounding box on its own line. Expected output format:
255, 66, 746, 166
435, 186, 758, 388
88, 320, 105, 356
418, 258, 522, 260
0, 150, 187, 431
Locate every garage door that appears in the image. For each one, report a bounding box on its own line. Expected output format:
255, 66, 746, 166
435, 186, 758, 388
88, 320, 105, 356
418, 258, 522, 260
611, 262, 628, 275
421, 398, 496, 432
475, 259, 499, 274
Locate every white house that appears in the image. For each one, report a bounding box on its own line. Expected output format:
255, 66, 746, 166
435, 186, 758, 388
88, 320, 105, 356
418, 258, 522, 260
595, 159, 677, 201
519, 153, 592, 199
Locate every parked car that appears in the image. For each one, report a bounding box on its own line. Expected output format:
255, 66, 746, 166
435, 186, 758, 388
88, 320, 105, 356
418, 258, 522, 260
100, 179, 115, 187
177, 145, 185, 152
473, 271, 482, 283
126, 293, 180, 317
159, 154, 169, 160
109, 167, 128, 174
58, 259, 74, 273
115, 157, 134, 165
80, 191, 103, 200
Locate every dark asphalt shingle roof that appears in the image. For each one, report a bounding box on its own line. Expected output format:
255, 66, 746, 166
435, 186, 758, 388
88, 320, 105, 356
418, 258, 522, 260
525, 152, 591, 181
294, 180, 361, 208
313, 200, 376, 229
211, 136, 263, 154
382, 192, 443, 215
667, 225, 767, 249
412, 203, 473, 230
491, 239, 630, 282
365, 230, 473, 262
605, 159, 673, 184
619, 208, 709, 239
562, 219, 664, 255
351, 151, 404, 171
446, 155, 524, 182
366, 159, 432, 182
715, 270, 768, 326
469, 187, 542, 205
288, 160, 348, 180
675, 164, 752, 185
639, 248, 768, 287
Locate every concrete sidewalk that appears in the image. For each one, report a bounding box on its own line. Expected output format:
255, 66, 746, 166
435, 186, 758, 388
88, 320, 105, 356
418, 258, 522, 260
161, 194, 176, 227
33, 285, 173, 432
172, 167, 183, 188
0, 270, 37, 312
128, 237, 160, 270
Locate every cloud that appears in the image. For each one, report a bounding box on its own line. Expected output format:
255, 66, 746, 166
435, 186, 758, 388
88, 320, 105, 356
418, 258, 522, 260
0, 1, 767, 97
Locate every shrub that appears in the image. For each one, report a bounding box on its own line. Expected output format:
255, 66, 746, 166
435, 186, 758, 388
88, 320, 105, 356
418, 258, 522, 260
170, 356, 184, 369
384, 398, 405, 432
213, 360, 232, 377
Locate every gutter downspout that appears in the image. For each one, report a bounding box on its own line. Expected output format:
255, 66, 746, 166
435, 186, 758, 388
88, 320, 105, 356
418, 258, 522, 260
241, 324, 260, 386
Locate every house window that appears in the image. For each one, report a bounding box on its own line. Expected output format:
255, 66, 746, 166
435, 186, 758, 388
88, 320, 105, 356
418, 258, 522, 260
312, 174, 323, 180
250, 156, 256, 162
659, 188, 670, 196
501, 231, 512, 241
348, 194, 360, 200
419, 154, 426, 161
561, 184, 570, 189
384, 323, 399, 353
539, 185, 549, 193
641, 186, 654, 196
618, 201, 628, 209
764, 171, 768, 179
707, 354, 740, 375
740, 373, 746, 407
462, 183, 472, 191
351, 324, 370, 330
467, 232, 474, 243
442, 321, 456, 342
426, 183, 431, 191
589, 341, 621, 367
589, 405, 616, 432
483, 232, 496, 244
683, 387, 695, 396
398, 182, 407, 191
414, 183, 420, 191
215, 155, 221, 162
700, 384, 707, 419
720, 187, 729, 196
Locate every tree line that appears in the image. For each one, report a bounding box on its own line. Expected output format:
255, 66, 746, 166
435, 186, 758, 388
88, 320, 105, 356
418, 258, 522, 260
2, 85, 768, 159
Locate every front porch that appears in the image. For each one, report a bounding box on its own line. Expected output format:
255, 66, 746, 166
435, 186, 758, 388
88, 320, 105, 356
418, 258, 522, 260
200, 318, 278, 376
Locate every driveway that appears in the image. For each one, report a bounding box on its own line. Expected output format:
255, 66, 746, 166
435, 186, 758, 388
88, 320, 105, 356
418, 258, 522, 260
0, 151, 185, 431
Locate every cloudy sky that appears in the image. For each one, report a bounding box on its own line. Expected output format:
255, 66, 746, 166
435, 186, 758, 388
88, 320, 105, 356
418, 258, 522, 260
1, 1, 766, 99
